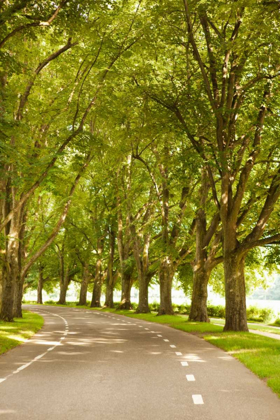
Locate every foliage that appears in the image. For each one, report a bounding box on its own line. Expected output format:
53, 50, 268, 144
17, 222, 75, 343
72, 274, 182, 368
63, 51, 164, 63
246, 306, 276, 323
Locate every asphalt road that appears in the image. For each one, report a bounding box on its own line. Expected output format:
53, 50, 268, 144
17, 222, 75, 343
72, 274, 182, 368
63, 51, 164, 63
0, 305, 279, 419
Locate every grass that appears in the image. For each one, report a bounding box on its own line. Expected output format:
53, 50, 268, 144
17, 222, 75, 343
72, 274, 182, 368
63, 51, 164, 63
0, 310, 44, 355
211, 318, 280, 335
205, 333, 280, 397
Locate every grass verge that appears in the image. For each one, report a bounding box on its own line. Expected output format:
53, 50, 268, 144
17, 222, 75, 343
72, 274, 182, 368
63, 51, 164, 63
211, 318, 280, 335
0, 310, 44, 355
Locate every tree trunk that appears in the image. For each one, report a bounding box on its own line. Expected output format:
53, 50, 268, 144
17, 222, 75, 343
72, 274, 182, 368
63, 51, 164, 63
105, 276, 114, 308
37, 266, 44, 304
0, 265, 14, 321
104, 229, 116, 308
13, 277, 24, 318
0, 270, 2, 313
57, 269, 70, 305
91, 255, 103, 308
158, 257, 174, 315
119, 272, 133, 309
224, 253, 248, 331
78, 263, 89, 306
189, 206, 210, 322
136, 272, 151, 313
189, 268, 210, 322
91, 279, 102, 307
0, 208, 21, 321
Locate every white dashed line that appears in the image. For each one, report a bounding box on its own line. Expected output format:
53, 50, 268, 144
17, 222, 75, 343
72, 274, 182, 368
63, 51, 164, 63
181, 361, 189, 366
157, 334, 162, 337
186, 375, 195, 381
163, 339, 169, 342
192, 395, 204, 405
145, 328, 149, 330
170, 345, 176, 348
176, 352, 183, 356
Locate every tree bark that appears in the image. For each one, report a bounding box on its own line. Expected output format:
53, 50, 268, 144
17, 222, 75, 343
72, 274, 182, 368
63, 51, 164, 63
13, 278, 24, 318
37, 266, 44, 304
136, 272, 151, 313
224, 253, 248, 331
57, 268, 70, 305
1, 265, 15, 321
189, 268, 210, 322
0, 204, 21, 321
104, 229, 116, 308
91, 248, 103, 308
189, 204, 210, 323
105, 275, 114, 308
119, 272, 133, 309
78, 262, 89, 306
158, 257, 174, 315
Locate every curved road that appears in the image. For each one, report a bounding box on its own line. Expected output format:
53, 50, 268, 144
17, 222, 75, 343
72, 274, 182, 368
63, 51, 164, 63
0, 305, 279, 419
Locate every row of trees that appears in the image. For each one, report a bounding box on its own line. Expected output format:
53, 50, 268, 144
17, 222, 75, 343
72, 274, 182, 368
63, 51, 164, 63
1, 0, 280, 331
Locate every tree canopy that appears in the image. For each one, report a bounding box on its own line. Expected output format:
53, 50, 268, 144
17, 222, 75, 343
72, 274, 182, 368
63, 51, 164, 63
1, 0, 280, 331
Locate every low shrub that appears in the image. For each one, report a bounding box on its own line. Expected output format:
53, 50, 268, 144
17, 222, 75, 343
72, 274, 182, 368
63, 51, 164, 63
172, 304, 191, 314
274, 318, 280, 326
246, 305, 275, 323
149, 301, 160, 312
207, 304, 225, 318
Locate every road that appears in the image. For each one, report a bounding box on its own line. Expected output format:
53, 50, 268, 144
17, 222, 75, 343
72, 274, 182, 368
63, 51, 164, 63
0, 305, 279, 419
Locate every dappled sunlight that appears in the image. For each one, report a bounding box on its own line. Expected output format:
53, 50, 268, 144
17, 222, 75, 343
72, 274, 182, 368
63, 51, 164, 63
228, 349, 260, 355
57, 351, 88, 356
73, 317, 88, 320
105, 328, 128, 331
0, 409, 17, 414
5, 334, 27, 343
181, 354, 206, 363
33, 340, 62, 346
66, 336, 127, 346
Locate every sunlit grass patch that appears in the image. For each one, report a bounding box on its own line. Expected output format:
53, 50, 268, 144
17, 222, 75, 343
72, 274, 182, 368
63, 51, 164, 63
0, 311, 44, 355
172, 322, 223, 334
205, 332, 280, 397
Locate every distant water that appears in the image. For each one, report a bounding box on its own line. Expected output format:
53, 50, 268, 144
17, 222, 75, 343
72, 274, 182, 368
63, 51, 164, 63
24, 283, 280, 315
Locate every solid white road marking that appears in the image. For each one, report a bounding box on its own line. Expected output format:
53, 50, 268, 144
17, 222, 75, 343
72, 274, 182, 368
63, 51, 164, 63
181, 361, 189, 366
176, 352, 183, 356
186, 375, 195, 381
192, 395, 204, 405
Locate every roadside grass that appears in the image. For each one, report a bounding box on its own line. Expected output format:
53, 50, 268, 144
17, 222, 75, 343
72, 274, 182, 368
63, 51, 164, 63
205, 333, 280, 397
0, 311, 44, 355
211, 318, 280, 335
